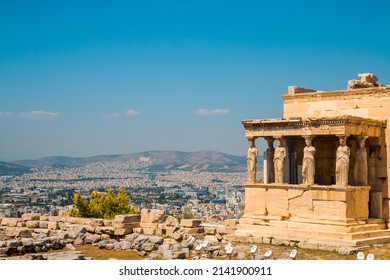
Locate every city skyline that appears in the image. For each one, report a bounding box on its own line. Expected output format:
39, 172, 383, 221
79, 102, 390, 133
1, 0, 390, 161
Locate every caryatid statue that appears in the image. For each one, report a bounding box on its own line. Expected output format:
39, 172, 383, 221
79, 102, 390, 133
354, 136, 368, 186
273, 138, 286, 184
336, 136, 350, 187
246, 137, 258, 183
264, 137, 275, 183
302, 136, 315, 185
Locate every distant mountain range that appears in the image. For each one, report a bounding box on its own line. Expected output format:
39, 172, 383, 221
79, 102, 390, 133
0, 151, 252, 175
0, 161, 31, 176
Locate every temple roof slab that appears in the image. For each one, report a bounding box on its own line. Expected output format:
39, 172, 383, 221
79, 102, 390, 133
242, 115, 386, 139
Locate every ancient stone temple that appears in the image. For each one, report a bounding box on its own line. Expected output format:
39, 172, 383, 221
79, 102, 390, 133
231, 73, 390, 249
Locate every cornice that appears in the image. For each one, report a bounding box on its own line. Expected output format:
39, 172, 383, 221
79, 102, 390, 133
242, 116, 386, 130
283, 86, 390, 103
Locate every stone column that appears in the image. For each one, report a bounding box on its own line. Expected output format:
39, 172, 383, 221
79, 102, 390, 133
263, 137, 274, 183
383, 127, 390, 222
274, 138, 286, 184
302, 136, 316, 185
354, 136, 368, 186
336, 135, 350, 187
263, 156, 268, 183
281, 138, 289, 183
365, 139, 380, 190
246, 137, 258, 183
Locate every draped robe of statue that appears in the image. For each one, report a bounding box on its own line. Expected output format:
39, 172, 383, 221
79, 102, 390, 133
336, 144, 350, 186
354, 140, 368, 186
274, 145, 286, 183
247, 145, 258, 183
302, 145, 315, 185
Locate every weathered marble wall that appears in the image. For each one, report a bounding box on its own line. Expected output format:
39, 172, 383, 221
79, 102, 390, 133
243, 184, 370, 224
283, 86, 390, 224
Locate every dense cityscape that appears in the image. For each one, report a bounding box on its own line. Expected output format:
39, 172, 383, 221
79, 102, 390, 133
0, 158, 248, 223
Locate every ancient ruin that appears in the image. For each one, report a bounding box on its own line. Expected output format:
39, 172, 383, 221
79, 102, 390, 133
3, 73, 390, 257
0, 210, 236, 259
228, 73, 390, 249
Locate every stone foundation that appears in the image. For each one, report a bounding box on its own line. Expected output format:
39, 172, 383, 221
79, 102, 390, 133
0, 210, 213, 258
227, 183, 390, 248
243, 184, 370, 223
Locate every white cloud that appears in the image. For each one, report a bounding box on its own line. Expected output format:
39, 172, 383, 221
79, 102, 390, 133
194, 108, 229, 116
102, 112, 121, 119
0, 112, 11, 117
102, 109, 140, 119
1, 111, 59, 119
18, 110, 59, 118
125, 109, 140, 116
210, 108, 229, 115
194, 109, 209, 115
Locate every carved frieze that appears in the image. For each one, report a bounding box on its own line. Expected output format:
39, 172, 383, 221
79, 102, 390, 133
242, 116, 386, 138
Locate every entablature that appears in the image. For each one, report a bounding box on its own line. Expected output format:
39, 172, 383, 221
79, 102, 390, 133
282, 86, 390, 103
242, 116, 386, 139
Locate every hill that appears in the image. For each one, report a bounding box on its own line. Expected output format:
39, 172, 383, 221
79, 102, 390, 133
13, 151, 250, 172
14, 155, 119, 168
0, 161, 31, 176
134, 150, 247, 172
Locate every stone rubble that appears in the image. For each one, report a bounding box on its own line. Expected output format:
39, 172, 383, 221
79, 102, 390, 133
347, 73, 388, 89
0, 210, 227, 259
0, 209, 370, 260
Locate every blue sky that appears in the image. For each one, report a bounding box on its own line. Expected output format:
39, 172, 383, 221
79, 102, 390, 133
1, 0, 390, 161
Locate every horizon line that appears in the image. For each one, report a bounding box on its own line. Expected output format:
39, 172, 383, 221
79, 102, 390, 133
2, 149, 250, 163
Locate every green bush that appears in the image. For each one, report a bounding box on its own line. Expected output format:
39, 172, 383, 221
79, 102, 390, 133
69, 188, 139, 219
176, 204, 199, 222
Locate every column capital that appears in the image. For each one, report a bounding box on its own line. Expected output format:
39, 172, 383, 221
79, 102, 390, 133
302, 135, 314, 140
336, 134, 349, 139
265, 137, 274, 148
247, 137, 256, 146
357, 135, 368, 141
356, 135, 368, 148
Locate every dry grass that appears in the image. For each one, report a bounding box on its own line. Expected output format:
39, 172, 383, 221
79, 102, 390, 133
73, 245, 144, 260
70, 243, 390, 260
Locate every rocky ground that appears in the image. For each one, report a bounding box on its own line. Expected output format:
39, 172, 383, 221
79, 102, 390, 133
2, 231, 390, 260
2, 212, 390, 261
67, 240, 390, 260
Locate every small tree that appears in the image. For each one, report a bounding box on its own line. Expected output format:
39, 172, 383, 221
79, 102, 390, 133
70, 192, 90, 217
69, 188, 139, 219
176, 204, 199, 222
